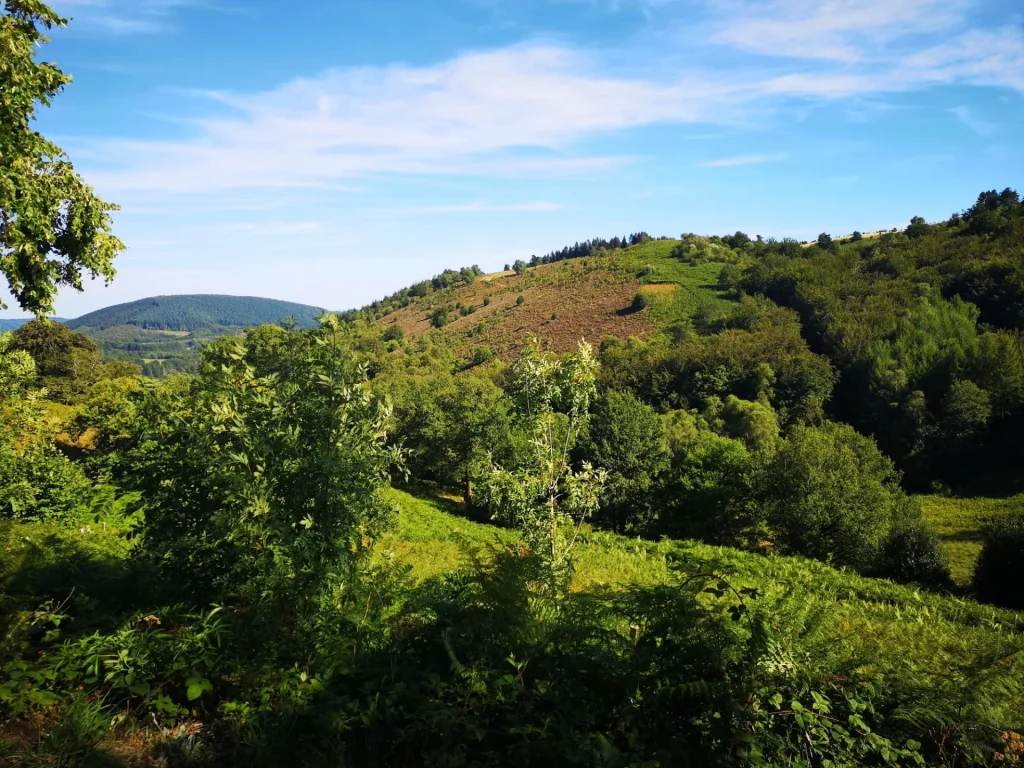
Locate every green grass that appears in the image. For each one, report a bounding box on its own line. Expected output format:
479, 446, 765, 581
612, 240, 738, 326
919, 493, 1024, 585
384, 488, 1021, 623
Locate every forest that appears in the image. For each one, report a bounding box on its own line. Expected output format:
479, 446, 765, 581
3, 2, 1024, 766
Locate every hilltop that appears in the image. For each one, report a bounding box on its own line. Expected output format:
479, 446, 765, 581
64, 294, 327, 376
67, 294, 325, 332
374, 238, 738, 360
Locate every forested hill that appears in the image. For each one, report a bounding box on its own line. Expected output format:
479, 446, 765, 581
0, 318, 67, 331
67, 294, 326, 332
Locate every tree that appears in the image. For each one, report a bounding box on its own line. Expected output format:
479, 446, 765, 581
7, 319, 109, 402
479, 341, 607, 598
760, 422, 914, 571
1, 1, 123, 314
816, 232, 835, 251
133, 316, 399, 641
579, 389, 669, 533
512, 259, 528, 275
973, 514, 1024, 609
516, 294, 525, 306
400, 373, 511, 503
905, 216, 930, 239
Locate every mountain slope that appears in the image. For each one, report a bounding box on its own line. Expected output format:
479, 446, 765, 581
68, 294, 326, 332
0, 318, 68, 331
376, 239, 737, 360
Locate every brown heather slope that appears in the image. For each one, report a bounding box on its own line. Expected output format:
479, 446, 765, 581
379, 256, 654, 359
374, 240, 738, 362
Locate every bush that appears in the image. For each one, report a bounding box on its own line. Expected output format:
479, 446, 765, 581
632, 290, 651, 311
483, 296, 491, 306
430, 306, 451, 328
472, 346, 495, 366
875, 521, 954, 590
973, 514, 1024, 609
383, 325, 404, 342
516, 295, 525, 306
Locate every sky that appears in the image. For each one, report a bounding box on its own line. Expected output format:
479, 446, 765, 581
2, 0, 1023, 318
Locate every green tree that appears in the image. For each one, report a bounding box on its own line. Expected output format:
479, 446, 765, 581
973, 514, 1024, 609
132, 316, 399, 643
7, 319, 103, 400
1, 1, 123, 314
579, 389, 669, 533
760, 422, 915, 571
512, 259, 528, 275
480, 341, 607, 597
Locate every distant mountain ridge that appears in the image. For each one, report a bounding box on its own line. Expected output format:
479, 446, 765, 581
67, 294, 327, 332
0, 318, 68, 331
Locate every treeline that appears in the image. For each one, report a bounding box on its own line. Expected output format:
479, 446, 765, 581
340, 264, 486, 323
511, 231, 656, 271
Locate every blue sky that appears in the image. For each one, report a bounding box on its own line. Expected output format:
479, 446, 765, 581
3, 0, 1023, 317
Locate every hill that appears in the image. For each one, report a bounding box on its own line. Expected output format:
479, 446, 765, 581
65, 295, 327, 376
0, 318, 67, 331
374, 238, 737, 360
67, 294, 325, 332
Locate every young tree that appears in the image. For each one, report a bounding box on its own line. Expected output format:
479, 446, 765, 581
132, 315, 400, 642
1, 2, 123, 313
480, 340, 607, 597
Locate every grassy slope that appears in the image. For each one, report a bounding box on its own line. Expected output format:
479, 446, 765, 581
919, 494, 1024, 585
381, 487, 1024, 721
378, 241, 736, 360
383, 488, 1019, 625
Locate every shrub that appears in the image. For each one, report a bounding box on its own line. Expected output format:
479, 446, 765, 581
516, 295, 525, 306
383, 325, 404, 342
632, 290, 652, 311
875, 521, 954, 590
973, 514, 1024, 609
430, 306, 451, 328
472, 346, 495, 366
483, 296, 491, 306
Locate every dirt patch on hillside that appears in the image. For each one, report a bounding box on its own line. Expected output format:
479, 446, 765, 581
379, 261, 657, 359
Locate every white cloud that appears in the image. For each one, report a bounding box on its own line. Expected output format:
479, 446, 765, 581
54, 0, 221, 35
74, 6, 1024, 199
711, 0, 970, 61
85, 46, 749, 194
695, 153, 788, 167
949, 105, 997, 136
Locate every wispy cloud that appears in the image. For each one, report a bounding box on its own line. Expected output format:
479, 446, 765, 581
695, 153, 788, 168
949, 105, 997, 136
54, 0, 220, 35
76, 2, 1024, 198
711, 0, 970, 62
367, 201, 568, 217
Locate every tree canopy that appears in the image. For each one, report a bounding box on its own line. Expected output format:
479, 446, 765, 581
1, 0, 123, 314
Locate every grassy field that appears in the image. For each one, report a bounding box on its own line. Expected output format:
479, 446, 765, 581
919, 493, 1024, 585
612, 239, 736, 326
